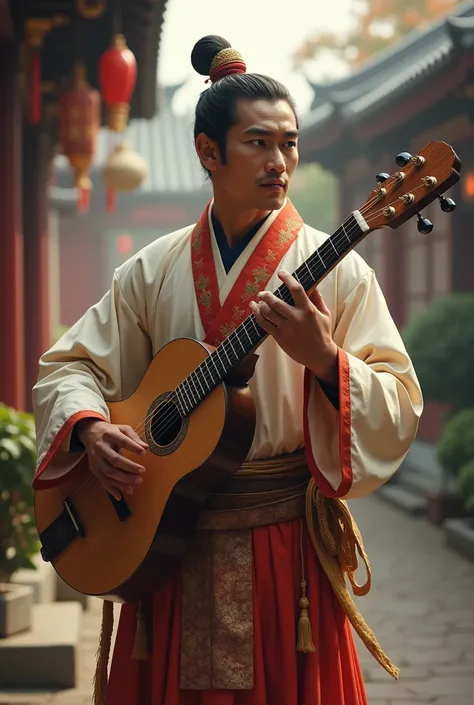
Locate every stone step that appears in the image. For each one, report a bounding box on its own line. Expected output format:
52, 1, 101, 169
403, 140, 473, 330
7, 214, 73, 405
55, 575, 94, 611
10, 554, 56, 604
376, 483, 427, 516
0, 602, 82, 689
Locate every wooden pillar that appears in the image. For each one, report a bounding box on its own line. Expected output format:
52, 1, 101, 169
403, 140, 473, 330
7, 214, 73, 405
0, 43, 25, 410
22, 126, 50, 411
383, 233, 405, 327
451, 181, 474, 293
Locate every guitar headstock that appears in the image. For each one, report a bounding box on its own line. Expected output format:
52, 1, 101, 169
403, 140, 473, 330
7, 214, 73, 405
359, 141, 461, 234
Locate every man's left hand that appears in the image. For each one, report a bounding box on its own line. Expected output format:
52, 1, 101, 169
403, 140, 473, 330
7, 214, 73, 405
249, 270, 339, 385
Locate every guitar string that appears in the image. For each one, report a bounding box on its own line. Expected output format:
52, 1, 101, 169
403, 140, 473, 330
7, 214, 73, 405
68, 178, 432, 503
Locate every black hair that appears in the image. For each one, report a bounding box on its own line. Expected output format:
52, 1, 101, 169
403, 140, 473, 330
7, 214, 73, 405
191, 35, 299, 174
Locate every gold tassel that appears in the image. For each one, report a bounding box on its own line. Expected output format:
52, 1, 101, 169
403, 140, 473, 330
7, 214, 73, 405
131, 600, 150, 661
92, 600, 114, 705
297, 518, 315, 653
305, 480, 400, 680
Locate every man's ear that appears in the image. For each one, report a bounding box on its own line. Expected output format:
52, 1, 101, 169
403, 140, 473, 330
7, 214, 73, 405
195, 133, 220, 173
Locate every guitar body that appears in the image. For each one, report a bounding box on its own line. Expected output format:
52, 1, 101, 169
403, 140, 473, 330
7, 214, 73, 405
34, 337, 256, 603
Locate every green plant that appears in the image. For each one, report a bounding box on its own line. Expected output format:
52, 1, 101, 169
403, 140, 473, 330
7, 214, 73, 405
436, 409, 474, 477
402, 293, 474, 412
0, 404, 39, 585
458, 461, 474, 512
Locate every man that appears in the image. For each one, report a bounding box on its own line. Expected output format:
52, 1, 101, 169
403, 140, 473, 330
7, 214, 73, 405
32, 35, 423, 705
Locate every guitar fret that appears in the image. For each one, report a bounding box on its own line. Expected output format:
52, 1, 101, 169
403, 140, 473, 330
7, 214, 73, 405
201, 359, 213, 390
341, 223, 351, 244
303, 261, 313, 282
189, 373, 200, 401
179, 380, 193, 414
193, 370, 206, 396
330, 237, 339, 256
187, 377, 199, 406
233, 331, 247, 354
316, 250, 326, 269
242, 320, 254, 346
173, 387, 186, 416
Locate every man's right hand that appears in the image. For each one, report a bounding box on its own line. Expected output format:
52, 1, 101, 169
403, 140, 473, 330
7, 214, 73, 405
76, 419, 148, 501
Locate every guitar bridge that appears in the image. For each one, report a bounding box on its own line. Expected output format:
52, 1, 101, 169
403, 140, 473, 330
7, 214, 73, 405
39, 497, 85, 563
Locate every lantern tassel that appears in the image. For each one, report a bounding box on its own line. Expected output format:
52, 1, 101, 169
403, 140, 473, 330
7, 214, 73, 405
106, 186, 116, 213
78, 187, 90, 214
30, 52, 41, 125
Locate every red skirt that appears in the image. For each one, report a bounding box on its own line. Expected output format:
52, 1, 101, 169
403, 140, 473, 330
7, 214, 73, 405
107, 518, 368, 705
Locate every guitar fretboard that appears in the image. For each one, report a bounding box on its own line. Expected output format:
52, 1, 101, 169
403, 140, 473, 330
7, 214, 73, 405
173, 211, 368, 416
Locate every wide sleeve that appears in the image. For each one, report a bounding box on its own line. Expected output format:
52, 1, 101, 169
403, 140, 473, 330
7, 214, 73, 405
303, 269, 423, 499
32, 266, 153, 490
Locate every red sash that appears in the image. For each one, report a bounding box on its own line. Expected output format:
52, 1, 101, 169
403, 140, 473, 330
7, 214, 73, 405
191, 200, 303, 347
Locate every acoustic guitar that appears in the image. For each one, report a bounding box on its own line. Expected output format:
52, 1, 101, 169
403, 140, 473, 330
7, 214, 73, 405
34, 141, 460, 602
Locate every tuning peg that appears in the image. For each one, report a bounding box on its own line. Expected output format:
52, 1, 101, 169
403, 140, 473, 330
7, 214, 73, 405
376, 173, 390, 183
396, 152, 412, 167
438, 194, 456, 212
417, 213, 433, 234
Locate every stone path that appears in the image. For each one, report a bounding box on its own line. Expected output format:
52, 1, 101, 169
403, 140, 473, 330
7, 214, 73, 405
0, 495, 473, 704
351, 496, 474, 704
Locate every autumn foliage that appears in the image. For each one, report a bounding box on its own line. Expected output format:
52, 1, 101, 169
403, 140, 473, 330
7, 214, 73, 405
293, 0, 462, 69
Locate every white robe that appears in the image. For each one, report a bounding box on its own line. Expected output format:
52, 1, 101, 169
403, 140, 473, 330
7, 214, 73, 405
32, 201, 423, 499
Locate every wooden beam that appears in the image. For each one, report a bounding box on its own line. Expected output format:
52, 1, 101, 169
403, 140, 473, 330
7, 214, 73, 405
0, 0, 14, 40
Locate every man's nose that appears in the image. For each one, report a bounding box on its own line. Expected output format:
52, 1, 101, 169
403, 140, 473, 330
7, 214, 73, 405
266, 149, 286, 173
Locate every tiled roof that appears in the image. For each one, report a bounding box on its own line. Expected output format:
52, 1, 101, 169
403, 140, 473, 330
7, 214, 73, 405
300, 0, 474, 133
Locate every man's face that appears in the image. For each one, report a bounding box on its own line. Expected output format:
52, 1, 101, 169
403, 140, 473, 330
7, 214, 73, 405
208, 98, 299, 211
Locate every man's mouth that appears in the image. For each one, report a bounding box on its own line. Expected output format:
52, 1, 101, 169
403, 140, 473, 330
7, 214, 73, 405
259, 181, 285, 190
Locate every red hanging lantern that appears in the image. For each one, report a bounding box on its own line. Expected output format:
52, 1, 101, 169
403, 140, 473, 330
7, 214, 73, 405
98, 34, 137, 132
59, 62, 101, 214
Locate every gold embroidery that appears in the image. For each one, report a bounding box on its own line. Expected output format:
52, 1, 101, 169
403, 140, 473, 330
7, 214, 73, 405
195, 273, 210, 291
264, 249, 277, 263
241, 265, 269, 301
193, 222, 213, 313
200, 290, 212, 311
220, 305, 246, 338
242, 281, 260, 300
191, 223, 203, 249
277, 216, 301, 248
195, 274, 212, 313
252, 265, 269, 283
180, 530, 254, 690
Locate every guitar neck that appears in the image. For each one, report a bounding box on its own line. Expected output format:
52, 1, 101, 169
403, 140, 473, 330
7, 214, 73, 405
174, 210, 369, 416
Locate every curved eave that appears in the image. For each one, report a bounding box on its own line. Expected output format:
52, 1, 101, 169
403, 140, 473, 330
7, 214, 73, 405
299, 3, 474, 158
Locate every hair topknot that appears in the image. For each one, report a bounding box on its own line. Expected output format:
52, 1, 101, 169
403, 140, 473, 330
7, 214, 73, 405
191, 35, 232, 76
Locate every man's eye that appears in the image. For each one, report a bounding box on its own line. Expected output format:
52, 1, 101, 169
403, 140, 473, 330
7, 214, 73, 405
251, 139, 266, 146
284, 141, 297, 148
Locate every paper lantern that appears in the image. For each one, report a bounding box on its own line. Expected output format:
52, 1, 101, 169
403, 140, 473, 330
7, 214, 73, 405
59, 62, 100, 212
102, 142, 147, 192
98, 34, 137, 132
116, 233, 134, 256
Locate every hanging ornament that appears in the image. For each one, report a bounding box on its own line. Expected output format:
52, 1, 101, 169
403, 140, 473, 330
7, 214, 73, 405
25, 16, 67, 125
59, 62, 101, 214
75, 0, 107, 20
102, 142, 147, 194
98, 34, 137, 132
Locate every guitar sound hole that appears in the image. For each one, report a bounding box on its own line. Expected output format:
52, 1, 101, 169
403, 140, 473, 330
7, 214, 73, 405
145, 393, 189, 456
150, 400, 183, 447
